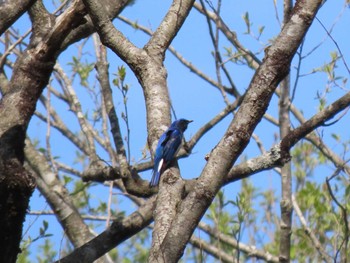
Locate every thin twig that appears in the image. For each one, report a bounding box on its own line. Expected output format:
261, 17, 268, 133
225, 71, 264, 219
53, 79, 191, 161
315, 16, 350, 75
326, 169, 349, 262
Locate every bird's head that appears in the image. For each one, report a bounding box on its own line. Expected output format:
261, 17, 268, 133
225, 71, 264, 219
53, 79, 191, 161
173, 119, 193, 132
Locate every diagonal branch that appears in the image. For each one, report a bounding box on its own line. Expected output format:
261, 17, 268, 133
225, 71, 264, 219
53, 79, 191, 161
160, 1, 323, 262
280, 91, 350, 156
198, 222, 279, 262
0, 0, 36, 35
226, 91, 350, 184
81, 0, 145, 66
144, 0, 195, 60
24, 139, 96, 248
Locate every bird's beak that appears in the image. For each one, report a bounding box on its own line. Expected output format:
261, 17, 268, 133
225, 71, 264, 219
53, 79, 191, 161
188, 120, 193, 123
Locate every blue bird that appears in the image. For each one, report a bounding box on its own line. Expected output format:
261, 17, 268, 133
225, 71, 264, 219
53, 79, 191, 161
150, 119, 193, 187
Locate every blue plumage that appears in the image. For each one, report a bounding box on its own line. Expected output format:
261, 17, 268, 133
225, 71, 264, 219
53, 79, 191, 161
149, 119, 192, 187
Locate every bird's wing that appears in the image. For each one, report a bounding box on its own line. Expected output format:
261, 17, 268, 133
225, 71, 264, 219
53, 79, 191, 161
161, 128, 183, 163
149, 128, 182, 187
150, 132, 168, 187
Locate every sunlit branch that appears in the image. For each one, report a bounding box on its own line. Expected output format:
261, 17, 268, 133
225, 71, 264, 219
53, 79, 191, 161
226, 91, 350, 184
190, 234, 237, 263
198, 222, 279, 262
54, 64, 98, 159
275, 88, 350, 177
118, 14, 238, 97
144, 0, 195, 59
55, 161, 83, 177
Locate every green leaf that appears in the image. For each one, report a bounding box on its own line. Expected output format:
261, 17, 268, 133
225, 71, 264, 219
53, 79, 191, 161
258, 25, 265, 34
118, 65, 126, 81
331, 133, 340, 142
242, 12, 251, 34
43, 220, 48, 231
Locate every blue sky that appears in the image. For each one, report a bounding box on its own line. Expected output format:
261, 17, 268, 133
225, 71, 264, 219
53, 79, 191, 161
14, 0, 350, 261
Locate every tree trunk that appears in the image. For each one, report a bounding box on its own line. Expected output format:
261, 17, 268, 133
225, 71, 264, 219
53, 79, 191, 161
0, 129, 36, 263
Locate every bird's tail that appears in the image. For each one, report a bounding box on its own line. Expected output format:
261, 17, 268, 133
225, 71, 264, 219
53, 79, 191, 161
149, 158, 164, 187
149, 170, 160, 187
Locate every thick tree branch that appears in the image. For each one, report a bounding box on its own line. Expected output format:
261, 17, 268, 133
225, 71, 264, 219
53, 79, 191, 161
60, 0, 132, 50
160, 1, 323, 261
278, 1, 293, 261
194, 0, 350, 181
0, 1, 130, 261
118, 15, 237, 96
82, 0, 170, 153
81, 0, 145, 66
144, 0, 195, 60
81, 3, 198, 262
0, 0, 36, 35
193, 0, 350, 185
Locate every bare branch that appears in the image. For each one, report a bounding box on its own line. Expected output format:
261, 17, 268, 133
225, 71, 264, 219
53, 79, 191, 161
280, 91, 350, 157
226, 90, 350, 184
190, 234, 237, 263
198, 222, 279, 262
93, 36, 129, 175
275, 88, 350, 176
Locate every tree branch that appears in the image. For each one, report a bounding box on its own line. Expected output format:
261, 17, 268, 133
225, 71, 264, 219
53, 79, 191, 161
144, 0, 195, 60
160, 1, 323, 262
278, 1, 293, 260
24, 139, 102, 249
198, 222, 279, 262
226, 90, 350, 184
280, 91, 350, 156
